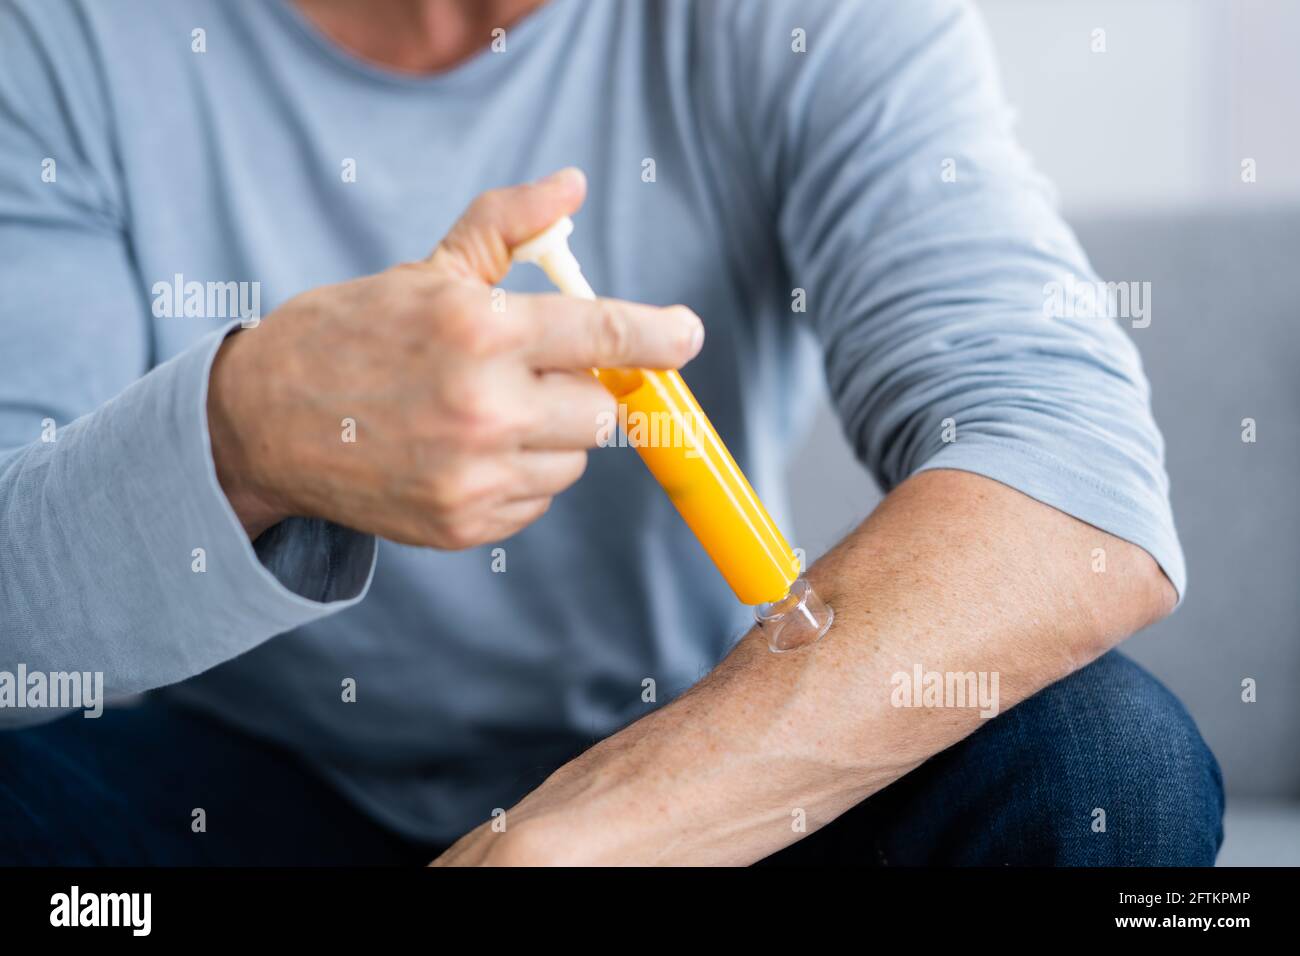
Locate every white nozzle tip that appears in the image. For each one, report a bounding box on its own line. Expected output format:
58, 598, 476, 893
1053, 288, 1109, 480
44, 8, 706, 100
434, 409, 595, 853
512, 217, 575, 265
754, 577, 834, 653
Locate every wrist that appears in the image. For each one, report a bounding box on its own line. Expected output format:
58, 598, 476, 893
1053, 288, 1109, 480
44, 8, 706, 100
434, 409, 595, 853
501, 735, 687, 865
207, 331, 289, 539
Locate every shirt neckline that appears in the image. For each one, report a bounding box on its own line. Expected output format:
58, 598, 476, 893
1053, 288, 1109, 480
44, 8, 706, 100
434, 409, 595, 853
267, 0, 566, 91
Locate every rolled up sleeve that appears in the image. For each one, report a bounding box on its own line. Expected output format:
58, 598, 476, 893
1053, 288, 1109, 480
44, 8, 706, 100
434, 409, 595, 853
719, 0, 1185, 597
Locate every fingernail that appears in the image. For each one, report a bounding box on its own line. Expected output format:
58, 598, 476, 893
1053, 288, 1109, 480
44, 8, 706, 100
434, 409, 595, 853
537, 166, 583, 189
686, 319, 705, 357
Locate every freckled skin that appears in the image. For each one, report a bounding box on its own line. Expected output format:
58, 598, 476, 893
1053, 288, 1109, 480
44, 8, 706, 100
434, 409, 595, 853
436, 470, 1173, 865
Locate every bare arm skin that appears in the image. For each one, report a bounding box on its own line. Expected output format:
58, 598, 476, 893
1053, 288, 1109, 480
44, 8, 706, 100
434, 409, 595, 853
434, 468, 1176, 865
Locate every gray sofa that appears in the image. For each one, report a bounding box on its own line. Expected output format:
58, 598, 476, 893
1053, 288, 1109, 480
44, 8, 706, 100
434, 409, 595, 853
1077, 209, 1299, 805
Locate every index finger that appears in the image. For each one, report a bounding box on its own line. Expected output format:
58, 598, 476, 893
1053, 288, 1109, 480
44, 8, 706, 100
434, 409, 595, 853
519, 294, 704, 371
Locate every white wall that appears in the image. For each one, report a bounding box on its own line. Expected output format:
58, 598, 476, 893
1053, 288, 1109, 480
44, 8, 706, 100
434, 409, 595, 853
976, 0, 1300, 214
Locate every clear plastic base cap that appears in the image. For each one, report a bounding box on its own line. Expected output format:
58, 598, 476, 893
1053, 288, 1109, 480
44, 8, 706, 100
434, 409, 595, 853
754, 576, 834, 653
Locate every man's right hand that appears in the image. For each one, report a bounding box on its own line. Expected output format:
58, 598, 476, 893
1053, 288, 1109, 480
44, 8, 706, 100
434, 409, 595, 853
206, 168, 704, 547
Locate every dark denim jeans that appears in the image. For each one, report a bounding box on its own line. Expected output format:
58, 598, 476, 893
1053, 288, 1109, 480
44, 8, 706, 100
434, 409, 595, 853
0, 651, 1222, 866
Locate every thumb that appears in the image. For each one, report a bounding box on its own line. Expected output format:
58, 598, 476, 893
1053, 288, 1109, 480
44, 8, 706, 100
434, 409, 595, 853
428, 167, 587, 284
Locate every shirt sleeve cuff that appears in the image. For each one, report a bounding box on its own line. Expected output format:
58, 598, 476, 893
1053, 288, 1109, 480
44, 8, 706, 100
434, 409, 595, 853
185, 320, 377, 620
913, 437, 1187, 605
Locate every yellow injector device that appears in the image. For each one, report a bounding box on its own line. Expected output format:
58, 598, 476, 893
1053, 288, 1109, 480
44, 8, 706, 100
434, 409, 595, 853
512, 217, 833, 652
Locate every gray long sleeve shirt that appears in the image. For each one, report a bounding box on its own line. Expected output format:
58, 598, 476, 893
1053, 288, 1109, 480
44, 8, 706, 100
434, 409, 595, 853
0, 0, 1183, 841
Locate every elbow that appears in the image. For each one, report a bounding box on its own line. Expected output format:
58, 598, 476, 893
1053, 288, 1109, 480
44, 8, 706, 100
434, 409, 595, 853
1141, 558, 1179, 627
1079, 539, 1178, 661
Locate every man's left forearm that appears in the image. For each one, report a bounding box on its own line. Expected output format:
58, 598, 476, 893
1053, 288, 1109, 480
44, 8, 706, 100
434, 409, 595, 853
433, 468, 1176, 866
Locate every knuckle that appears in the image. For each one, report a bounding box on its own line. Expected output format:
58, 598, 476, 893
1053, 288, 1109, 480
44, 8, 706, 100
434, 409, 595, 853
457, 315, 506, 358
468, 189, 508, 223
430, 286, 480, 338
595, 301, 633, 363
447, 389, 530, 445
438, 519, 482, 551
451, 389, 498, 432
432, 367, 474, 418
425, 464, 473, 514
481, 308, 527, 354
433, 288, 520, 358
425, 279, 470, 324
